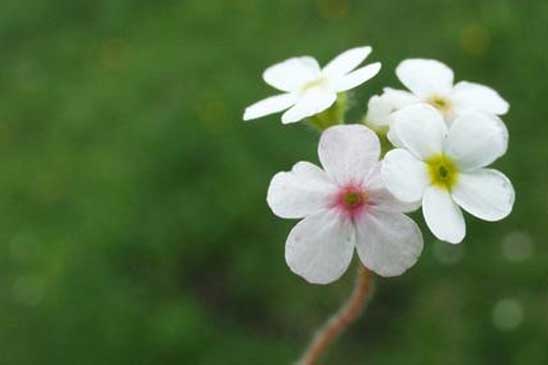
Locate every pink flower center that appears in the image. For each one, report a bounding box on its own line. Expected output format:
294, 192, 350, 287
334, 185, 368, 219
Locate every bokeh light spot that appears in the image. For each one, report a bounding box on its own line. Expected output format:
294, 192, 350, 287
460, 24, 491, 56
501, 231, 534, 262
317, 0, 348, 19
492, 298, 524, 331
12, 275, 46, 307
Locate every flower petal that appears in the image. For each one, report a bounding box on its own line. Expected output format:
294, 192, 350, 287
365, 95, 392, 131
452, 169, 514, 222
263, 56, 321, 92
391, 104, 447, 159
322, 46, 372, 78
365, 88, 420, 130
318, 124, 380, 185
452, 81, 509, 115
332, 62, 381, 92
396, 59, 454, 97
267, 162, 337, 219
381, 148, 429, 203
363, 163, 421, 213
369, 189, 422, 213
355, 209, 423, 277
444, 112, 508, 170
422, 186, 465, 244
281, 88, 337, 124
386, 125, 404, 148
285, 210, 355, 284
243, 93, 297, 121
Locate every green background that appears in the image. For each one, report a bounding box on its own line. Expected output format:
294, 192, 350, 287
0, 0, 546, 364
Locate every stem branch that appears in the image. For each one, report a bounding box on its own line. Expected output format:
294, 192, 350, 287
297, 264, 374, 365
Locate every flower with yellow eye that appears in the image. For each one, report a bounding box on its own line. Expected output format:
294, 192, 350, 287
381, 104, 515, 244
364, 59, 509, 131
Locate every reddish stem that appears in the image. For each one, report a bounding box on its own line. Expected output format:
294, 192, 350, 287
298, 265, 374, 365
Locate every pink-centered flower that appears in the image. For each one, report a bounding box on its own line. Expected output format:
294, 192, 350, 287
267, 125, 423, 284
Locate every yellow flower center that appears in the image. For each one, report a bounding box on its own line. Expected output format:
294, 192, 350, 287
427, 95, 452, 114
426, 154, 459, 190
301, 77, 327, 92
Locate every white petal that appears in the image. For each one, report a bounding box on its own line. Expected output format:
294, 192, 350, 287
362, 162, 386, 191
267, 162, 337, 219
332, 62, 381, 92
369, 189, 422, 213
452, 169, 514, 222
365, 88, 419, 130
381, 149, 429, 203
422, 186, 465, 244
391, 104, 447, 159
363, 163, 421, 213
383, 87, 422, 106
281, 88, 337, 124
365, 95, 392, 130
396, 59, 454, 97
322, 46, 372, 78
318, 124, 380, 185
355, 209, 423, 277
243, 93, 297, 121
452, 81, 509, 115
444, 112, 508, 170
263, 56, 321, 92
285, 210, 355, 284
386, 125, 404, 148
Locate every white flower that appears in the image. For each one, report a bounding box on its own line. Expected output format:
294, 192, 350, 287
267, 124, 423, 284
381, 104, 515, 244
365, 87, 418, 131
365, 58, 509, 129
243, 47, 381, 124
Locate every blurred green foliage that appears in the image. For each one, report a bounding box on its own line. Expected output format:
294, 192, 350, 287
0, 0, 547, 364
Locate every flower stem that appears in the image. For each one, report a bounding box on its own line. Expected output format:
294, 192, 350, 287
297, 264, 374, 365
308, 93, 348, 131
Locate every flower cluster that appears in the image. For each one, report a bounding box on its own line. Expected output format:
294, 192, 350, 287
244, 47, 514, 284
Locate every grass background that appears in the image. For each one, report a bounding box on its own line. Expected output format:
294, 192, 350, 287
0, 0, 547, 364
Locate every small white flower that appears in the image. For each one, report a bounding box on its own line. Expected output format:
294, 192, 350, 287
365, 58, 509, 129
382, 104, 515, 244
267, 125, 423, 284
365, 87, 418, 131
244, 47, 381, 124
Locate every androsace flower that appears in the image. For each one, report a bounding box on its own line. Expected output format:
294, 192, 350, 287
365, 58, 509, 130
244, 47, 381, 124
267, 125, 423, 284
381, 104, 515, 244
365, 87, 418, 132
